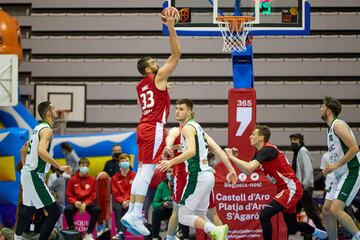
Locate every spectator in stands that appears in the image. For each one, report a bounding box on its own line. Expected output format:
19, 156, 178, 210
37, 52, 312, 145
289, 133, 326, 236
61, 142, 80, 173
207, 152, 218, 167
103, 144, 122, 177
49, 168, 66, 230
49, 169, 65, 230
0, 226, 14, 240
152, 169, 174, 240
64, 158, 100, 240
47, 166, 70, 188
112, 154, 136, 240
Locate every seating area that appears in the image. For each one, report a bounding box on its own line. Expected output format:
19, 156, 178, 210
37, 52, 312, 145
21, 34, 360, 55
1, 0, 359, 168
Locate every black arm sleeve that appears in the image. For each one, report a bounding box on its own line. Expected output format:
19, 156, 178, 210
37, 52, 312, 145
253, 146, 278, 164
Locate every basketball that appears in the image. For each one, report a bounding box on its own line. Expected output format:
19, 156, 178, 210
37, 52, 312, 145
161, 6, 180, 24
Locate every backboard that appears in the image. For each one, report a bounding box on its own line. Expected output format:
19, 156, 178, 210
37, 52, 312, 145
162, 0, 310, 36
34, 84, 86, 122
0, 55, 18, 106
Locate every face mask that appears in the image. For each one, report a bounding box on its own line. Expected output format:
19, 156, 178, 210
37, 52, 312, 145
166, 173, 173, 182
291, 143, 301, 151
113, 152, 121, 160
119, 161, 130, 170
80, 166, 89, 174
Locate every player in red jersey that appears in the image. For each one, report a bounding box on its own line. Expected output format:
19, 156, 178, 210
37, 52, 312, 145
225, 125, 327, 240
121, 11, 181, 236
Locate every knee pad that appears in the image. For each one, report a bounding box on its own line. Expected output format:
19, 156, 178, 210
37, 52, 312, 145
131, 164, 156, 196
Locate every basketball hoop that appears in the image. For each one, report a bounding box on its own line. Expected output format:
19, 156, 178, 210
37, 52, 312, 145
216, 16, 254, 52
57, 109, 70, 135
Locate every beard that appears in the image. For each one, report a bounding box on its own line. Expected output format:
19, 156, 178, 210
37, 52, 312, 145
291, 143, 301, 151
152, 65, 159, 74
320, 113, 327, 121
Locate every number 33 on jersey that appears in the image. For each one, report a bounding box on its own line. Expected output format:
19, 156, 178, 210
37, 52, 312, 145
136, 74, 170, 124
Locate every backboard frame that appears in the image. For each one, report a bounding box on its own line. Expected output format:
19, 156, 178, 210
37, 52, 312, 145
34, 84, 86, 123
0, 54, 18, 107
162, 0, 310, 36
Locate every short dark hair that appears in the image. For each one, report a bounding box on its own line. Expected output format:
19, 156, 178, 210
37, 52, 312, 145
60, 142, 72, 152
176, 99, 194, 111
207, 152, 215, 160
79, 157, 90, 166
38, 101, 52, 119
255, 124, 271, 143
323, 96, 342, 117
137, 56, 152, 76
112, 144, 121, 150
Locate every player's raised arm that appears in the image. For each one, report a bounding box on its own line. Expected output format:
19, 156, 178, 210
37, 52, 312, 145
155, 11, 181, 90
163, 127, 180, 158
206, 134, 237, 184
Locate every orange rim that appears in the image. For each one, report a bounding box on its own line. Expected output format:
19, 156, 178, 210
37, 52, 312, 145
216, 16, 254, 23
216, 16, 254, 32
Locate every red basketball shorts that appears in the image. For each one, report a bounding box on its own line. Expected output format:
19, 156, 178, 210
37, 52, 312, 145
208, 189, 216, 209
137, 122, 166, 164
173, 170, 187, 204
274, 182, 303, 213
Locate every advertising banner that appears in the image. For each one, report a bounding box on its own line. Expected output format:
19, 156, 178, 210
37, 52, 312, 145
228, 88, 257, 161
214, 166, 286, 240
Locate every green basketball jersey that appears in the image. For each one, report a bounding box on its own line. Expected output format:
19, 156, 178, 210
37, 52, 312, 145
181, 119, 213, 173
327, 119, 360, 178
23, 122, 53, 173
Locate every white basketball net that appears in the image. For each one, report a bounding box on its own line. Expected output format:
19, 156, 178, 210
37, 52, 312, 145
217, 18, 253, 52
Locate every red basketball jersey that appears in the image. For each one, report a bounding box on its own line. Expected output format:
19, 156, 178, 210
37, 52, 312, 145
136, 74, 170, 124
172, 129, 186, 177
258, 143, 300, 192
172, 127, 187, 203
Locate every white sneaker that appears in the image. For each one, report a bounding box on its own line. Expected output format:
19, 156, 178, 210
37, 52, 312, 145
121, 211, 133, 228
83, 233, 94, 240
131, 216, 150, 236
121, 212, 141, 236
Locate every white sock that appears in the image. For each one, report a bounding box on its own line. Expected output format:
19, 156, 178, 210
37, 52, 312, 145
14, 234, 22, 240
204, 222, 217, 233
128, 202, 135, 213
354, 231, 360, 240
134, 202, 143, 218
166, 235, 175, 240
312, 228, 328, 239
